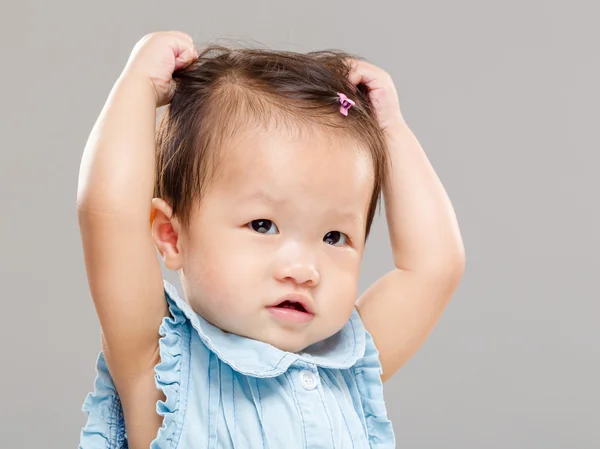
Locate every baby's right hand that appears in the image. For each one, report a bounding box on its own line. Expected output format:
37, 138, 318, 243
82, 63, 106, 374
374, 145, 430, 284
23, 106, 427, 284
122, 31, 197, 107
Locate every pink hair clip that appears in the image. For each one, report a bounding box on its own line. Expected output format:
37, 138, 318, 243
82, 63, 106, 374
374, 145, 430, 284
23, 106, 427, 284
337, 92, 355, 116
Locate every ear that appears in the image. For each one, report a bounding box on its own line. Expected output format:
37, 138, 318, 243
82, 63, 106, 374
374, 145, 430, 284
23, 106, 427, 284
151, 198, 183, 271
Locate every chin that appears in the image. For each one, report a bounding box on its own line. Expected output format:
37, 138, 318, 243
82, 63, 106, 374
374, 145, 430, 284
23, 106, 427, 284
262, 333, 315, 354
271, 342, 307, 354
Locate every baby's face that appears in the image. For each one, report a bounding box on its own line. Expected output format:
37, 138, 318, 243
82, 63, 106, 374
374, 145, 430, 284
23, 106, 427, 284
178, 127, 374, 352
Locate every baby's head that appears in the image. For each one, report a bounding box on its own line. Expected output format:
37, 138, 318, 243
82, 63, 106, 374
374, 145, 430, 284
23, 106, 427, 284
151, 45, 387, 352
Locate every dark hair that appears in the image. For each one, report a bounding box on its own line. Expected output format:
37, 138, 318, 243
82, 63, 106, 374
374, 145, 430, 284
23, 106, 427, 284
154, 44, 387, 241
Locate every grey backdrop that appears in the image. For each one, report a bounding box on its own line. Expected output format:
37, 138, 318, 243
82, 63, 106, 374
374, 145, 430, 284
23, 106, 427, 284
1, 0, 598, 448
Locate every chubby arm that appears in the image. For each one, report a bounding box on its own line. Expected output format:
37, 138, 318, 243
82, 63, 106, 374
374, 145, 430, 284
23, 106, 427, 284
357, 125, 465, 382
348, 61, 465, 382
77, 33, 196, 390
77, 73, 167, 378
357, 124, 465, 383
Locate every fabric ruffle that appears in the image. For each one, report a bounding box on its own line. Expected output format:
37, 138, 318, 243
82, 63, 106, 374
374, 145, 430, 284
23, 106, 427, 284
150, 284, 191, 448
79, 353, 127, 448
352, 330, 396, 448
80, 284, 191, 449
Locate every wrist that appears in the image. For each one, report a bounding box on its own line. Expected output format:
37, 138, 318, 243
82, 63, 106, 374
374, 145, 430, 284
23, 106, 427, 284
384, 120, 412, 142
115, 70, 160, 107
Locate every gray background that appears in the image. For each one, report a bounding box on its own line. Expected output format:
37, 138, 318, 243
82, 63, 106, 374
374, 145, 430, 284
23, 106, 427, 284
0, 0, 598, 447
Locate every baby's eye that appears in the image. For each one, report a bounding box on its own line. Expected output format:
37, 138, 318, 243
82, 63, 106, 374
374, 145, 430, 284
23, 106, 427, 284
248, 219, 279, 234
323, 231, 348, 246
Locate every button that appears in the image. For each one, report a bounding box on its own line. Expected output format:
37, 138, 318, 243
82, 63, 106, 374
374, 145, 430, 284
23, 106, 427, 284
299, 369, 318, 390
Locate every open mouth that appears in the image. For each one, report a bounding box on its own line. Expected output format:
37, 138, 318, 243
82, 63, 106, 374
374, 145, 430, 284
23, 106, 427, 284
274, 300, 308, 313
268, 297, 314, 323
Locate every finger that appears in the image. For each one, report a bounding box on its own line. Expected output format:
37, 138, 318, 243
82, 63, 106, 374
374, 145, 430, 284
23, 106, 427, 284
169, 30, 195, 44
169, 35, 198, 69
161, 31, 196, 55
175, 31, 196, 57
174, 48, 197, 69
347, 59, 386, 89
170, 33, 196, 51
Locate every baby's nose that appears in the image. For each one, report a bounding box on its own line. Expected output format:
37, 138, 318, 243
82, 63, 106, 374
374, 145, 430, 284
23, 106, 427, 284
274, 260, 320, 287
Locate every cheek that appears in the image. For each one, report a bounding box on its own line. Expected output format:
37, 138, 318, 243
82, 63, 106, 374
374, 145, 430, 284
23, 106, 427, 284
340, 271, 360, 306
325, 256, 361, 307
186, 234, 263, 301
329, 249, 362, 281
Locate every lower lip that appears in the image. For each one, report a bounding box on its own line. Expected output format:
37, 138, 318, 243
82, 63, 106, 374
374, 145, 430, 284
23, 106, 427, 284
267, 306, 314, 323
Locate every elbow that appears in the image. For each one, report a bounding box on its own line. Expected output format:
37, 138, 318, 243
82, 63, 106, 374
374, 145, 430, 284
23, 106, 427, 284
421, 251, 466, 285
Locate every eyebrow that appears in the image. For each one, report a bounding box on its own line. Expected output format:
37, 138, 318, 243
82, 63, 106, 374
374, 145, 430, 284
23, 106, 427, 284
236, 191, 363, 224
237, 191, 285, 205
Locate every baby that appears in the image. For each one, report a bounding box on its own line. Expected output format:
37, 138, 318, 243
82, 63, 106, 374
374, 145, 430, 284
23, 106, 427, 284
77, 31, 465, 448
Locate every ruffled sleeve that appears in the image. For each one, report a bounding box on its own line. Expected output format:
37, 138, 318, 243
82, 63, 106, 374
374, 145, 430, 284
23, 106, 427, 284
79, 353, 127, 448
351, 329, 396, 448
150, 284, 191, 448
80, 283, 191, 449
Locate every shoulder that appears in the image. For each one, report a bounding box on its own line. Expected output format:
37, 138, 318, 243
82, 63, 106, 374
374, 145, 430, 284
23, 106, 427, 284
353, 326, 383, 375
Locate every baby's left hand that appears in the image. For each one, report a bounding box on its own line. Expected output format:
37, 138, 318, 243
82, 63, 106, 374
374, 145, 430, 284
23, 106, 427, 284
348, 60, 406, 135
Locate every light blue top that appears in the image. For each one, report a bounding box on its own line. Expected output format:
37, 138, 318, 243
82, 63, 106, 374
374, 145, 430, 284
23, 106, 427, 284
80, 281, 395, 448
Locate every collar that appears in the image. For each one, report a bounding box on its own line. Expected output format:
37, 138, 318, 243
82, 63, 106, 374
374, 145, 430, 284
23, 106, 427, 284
164, 280, 366, 377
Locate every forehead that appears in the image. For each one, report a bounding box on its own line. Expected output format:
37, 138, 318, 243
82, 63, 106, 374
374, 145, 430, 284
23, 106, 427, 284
213, 126, 374, 210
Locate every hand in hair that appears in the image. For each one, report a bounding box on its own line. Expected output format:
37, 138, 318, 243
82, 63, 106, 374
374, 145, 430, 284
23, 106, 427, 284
122, 31, 198, 107
347, 59, 406, 135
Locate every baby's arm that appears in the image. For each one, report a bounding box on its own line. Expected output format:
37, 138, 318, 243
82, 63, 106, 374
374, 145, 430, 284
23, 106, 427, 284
357, 125, 465, 381
348, 61, 466, 382
77, 73, 166, 375
76, 32, 196, 380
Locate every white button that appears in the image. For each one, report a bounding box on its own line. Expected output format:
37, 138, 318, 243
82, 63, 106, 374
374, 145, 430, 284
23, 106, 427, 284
299, 369, 318, 390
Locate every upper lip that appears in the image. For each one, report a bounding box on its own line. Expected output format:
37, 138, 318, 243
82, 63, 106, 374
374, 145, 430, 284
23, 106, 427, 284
269, 293, 314, 314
